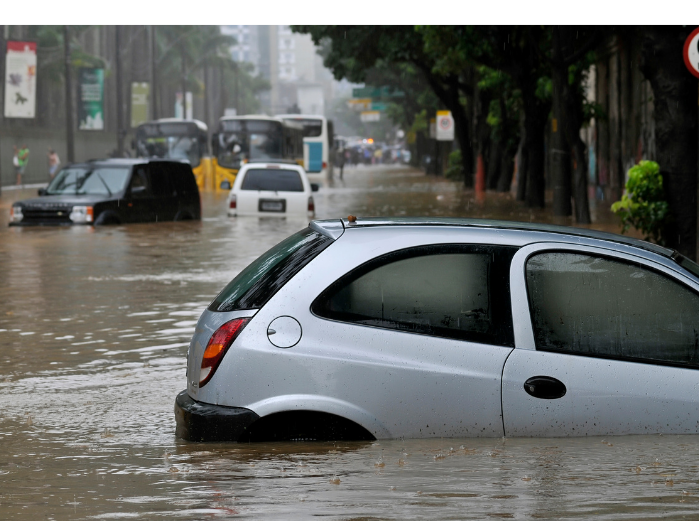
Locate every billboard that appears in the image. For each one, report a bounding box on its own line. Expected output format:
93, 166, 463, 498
78, 68, 104, 130
4, 41, 37, 118
131, 82, 149, 127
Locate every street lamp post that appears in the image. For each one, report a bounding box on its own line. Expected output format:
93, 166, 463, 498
64, 26, 75, 163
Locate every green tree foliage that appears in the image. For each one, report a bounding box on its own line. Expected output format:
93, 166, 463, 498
611, 161, 670, 244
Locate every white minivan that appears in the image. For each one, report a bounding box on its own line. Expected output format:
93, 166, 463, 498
227, 161, 318, 218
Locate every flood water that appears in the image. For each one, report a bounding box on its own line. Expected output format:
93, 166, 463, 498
2, 165, 694, 520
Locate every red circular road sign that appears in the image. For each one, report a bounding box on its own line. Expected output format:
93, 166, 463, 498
683, 27, 699, 79
438, 117, 452, 130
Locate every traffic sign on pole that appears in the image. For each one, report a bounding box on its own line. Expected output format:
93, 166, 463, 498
683, 27, 699, 79
436, 110, 454, 141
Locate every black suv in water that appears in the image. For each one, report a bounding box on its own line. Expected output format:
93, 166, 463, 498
9, 159, 201, 226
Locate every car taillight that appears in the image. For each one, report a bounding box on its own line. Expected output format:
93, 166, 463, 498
229, 194, 237, 209
199, 318, 250, 387
308, 196, 315, 213
322, 161, 327, 169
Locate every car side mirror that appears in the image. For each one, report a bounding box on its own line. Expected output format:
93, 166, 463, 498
311, 183, 319, 192
37, 188, 47, 196
220, 180, 231, 190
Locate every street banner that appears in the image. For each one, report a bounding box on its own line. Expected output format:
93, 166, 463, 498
131, 82, 149, 127
436, 110, 454, 141
4, 41, 37, 118
78, 68, 104, 130
360, 110, 380, 122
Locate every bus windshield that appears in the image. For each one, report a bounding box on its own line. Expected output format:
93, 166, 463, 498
47, 166, 131, 195
217, 120, 283, 168
135, 123, 202, 167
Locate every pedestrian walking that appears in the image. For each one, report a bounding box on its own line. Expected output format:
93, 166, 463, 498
47, 148, 60, 179
12, 146, 20, 183
16, 144, 29, 185
338, 145, 346, 180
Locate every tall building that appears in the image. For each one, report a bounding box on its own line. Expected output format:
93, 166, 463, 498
220, 25, 261, 75
219, 25, 345, 117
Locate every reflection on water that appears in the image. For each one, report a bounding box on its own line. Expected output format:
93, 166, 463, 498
0, 165, 671, 520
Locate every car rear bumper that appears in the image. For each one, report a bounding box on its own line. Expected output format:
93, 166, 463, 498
174, 390, 260, 442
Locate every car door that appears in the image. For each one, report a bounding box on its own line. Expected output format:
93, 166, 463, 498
502, 243, 699, 437
124, 166, 155, 223
297, 244, 518, 439
147, 163, 177, 221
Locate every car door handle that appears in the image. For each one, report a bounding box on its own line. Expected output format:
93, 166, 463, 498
523, 376, 567, 400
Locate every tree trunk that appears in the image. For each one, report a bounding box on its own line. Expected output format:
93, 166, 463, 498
516, 127, 527, 202
551, 28, 573, 216
487, 137, 502, 190
521, 84, 548, 208
498, 147, 515, 192
639, 27, 698, 259
453, 106, 473, 187
570, 136, 591, 223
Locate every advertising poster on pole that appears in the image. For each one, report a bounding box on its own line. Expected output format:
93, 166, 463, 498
4, 41, 37, 118
131, 82, 150, 127
78, 68, 105, 130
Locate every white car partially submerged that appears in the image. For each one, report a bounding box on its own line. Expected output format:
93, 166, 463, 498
227, 161, 317, 217
175, 217, 699, 443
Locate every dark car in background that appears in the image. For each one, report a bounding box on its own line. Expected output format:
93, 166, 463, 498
9, 158, 201, 226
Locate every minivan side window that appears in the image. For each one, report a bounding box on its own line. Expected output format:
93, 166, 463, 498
312, 245, 518, 347
526, 252, 699, 368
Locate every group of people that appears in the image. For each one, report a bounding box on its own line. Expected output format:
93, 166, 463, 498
11, 145, 61, 185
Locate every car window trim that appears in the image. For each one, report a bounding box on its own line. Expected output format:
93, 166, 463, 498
310, 243, 518, 348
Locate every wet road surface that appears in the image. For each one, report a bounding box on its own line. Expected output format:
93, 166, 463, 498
2, 165, 694, 520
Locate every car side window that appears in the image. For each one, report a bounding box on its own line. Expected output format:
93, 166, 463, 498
129, 167, 150, 198
312, 245, 517, 347
526, 252, 699, 368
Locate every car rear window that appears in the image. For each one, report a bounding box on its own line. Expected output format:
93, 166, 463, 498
240, 168, 304, 192
209, 227, 333, 312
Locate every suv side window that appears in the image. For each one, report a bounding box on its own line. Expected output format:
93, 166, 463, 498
312, 245, 518, 347
526, 252, 699, 367
129, 167, 150, 198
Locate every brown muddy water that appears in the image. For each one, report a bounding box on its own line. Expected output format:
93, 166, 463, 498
1, 165, 696, 520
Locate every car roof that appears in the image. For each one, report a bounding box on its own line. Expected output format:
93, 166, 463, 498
240, 161, 305, 172
219, 115, 279, 122
148, 118, 208, 131
310, 216, 675, 258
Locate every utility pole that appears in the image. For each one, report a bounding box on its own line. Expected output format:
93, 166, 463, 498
64, 26, 75, 163
150, 25, 157, 120
180, 41, 187, 119
234, 63, 240, 115
203, 60, 209, 127
115, 26, 125, 156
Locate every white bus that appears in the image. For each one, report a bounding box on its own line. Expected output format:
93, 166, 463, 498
276, 115, 334, 182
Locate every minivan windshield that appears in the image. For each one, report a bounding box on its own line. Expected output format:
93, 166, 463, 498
46, 166, 131, 195
209, 227, 333, 312
240, 168, 304, 192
